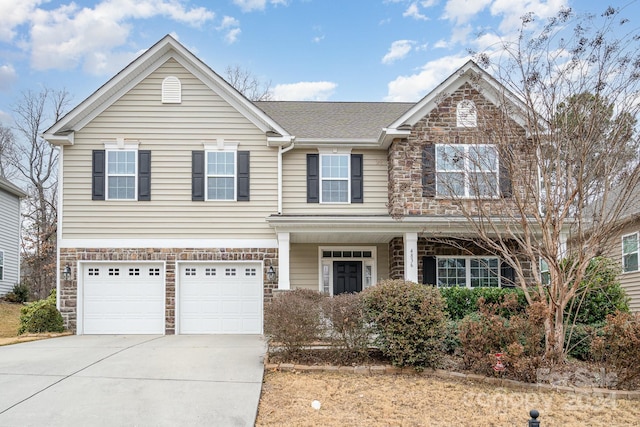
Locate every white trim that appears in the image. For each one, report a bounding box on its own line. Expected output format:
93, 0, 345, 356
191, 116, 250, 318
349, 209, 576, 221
435, 256, 501, 288
317, 147, 352, 154
317, 246, 377, 295
76, 260, 166, 335
161, 76, 181, 103
622, 231, 639, 273
105, 148, 138, 201
59, 238, 278, 249
319, 153, 351, 204
435, 143, 499, 198
404, 232, 418, 282
56, 147, 63, 310
205, 148, 237, 201
277, 232, 290, 290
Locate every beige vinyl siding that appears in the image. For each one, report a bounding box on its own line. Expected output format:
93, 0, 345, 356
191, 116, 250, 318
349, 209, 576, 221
282, 149, 389, 215
62, 59, 277, 240
0, 189, 21, 293
602, 220, 640, 313
290, 243, 390, 291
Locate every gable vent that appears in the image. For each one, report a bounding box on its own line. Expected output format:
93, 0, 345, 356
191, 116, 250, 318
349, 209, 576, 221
162, 76, 182, 104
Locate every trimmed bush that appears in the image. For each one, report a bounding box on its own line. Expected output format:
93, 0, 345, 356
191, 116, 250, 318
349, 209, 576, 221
18, 291, 64, 334
321, 293, 371, 363
264, 289, 324, 358
591, 312, 640, 390
363, 279, 447, 370
458, 294, 546, 382
3, 283, 30, 303
565, 323, 601, 361
440, 287, 527, 320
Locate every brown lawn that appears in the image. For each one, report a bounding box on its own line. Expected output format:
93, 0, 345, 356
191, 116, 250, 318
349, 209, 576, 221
256, 371, 640, 427
0, 301, 70, 346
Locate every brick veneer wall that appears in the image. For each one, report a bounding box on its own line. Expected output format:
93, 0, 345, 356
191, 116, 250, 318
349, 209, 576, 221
388, 82, 531, 218
388, 237, 533, 284
59, 247, 278, 334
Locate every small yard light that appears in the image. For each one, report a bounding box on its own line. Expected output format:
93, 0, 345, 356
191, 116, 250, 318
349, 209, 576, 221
62, 264, 72, 281
267, 266, 277, 282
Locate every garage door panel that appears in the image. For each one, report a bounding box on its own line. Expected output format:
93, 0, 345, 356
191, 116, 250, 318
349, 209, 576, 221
179, 263, 262, 334
82, 263, 165, 334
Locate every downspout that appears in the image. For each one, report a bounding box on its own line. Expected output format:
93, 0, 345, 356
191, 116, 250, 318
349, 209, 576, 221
278, 142, 295, 214
55, 146, 63, 311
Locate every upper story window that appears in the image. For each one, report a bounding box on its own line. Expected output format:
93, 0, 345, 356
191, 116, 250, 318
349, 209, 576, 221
623, 232, 639, 273
456, 100, 477, 127
321, 154, 349, 203
437, 257, 500, 288
436, 144, 498, 198
162, 76, 181, 103
207, 150, 236, 200
107, 150, 137, 200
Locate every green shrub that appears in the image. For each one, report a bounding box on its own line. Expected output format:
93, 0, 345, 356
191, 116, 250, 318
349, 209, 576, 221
442, 319, 461, 354
591, 312, 640, 390
566, 257, 629, 325
4, 283, 30, 303
264, 289, 324, 358
363, 279, 447, 370
565, 323, 601, 361
458, 294, 546, 382
321, 293, 371, 363
18, 291, 64, 334
440, 286, 527, 320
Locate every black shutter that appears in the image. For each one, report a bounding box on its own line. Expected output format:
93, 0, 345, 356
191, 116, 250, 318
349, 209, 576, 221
422, 144, 436, 197
501, 261, 515, 287
423, 256, 437, 285
237, 151, 250, 201
192, 151, 205, 201
307, 153, 319, 203
351, 154, 363, 203
499, 147, 512, 198
92, 150, 105, 201
138, 150, 151, 201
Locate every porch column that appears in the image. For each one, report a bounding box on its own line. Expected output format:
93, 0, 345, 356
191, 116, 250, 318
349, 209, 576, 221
277, 232, 291, 290
404, 232, 418, 283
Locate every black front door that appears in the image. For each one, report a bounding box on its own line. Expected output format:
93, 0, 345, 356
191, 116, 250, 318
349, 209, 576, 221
333, 261, 362, 295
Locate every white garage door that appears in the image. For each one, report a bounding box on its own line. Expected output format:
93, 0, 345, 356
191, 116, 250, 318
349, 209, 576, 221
82, 263, 165, 334
179, 263, 263, 334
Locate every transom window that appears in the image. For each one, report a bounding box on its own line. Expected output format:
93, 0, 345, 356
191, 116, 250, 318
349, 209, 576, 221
321, 154, 349, 203
436, 144, 498, 197
437, 257, 500, 288
207, 151, 235, 200
107, 150, 136, 200
623, 232, 639, 273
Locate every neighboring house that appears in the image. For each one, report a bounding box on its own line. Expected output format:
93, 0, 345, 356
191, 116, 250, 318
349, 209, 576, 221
0, 177, 26, 295
601, 185, 640, 312
44, 35, 534, 335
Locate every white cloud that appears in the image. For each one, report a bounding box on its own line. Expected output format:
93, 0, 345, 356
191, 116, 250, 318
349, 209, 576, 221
0, 64, 17, 91
312, 35, 325, 43
273, 81, 337, 101
0, 0, 42, 42
403, 2, 429, 20
225, 28, 242, 44
27, 0, 214, 74
382, 40, 415, 64
385, 55, 468, 101
490, 0, 568, 33
233, 0, 288, 12
218, 15, 241, 44
442, 0, 492, 24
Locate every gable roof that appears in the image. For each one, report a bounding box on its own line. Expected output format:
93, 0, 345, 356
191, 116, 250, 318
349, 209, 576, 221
43, 34, 291, 146
0, 177, 27, 198
256, 101, 413, 144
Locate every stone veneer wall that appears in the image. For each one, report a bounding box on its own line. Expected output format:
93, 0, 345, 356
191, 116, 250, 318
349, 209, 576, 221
387, 82, 531, 218
388, 237, 533, 284
59, 247, 278, 334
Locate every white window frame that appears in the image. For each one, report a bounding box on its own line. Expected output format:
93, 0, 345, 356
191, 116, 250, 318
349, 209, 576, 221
540, 258, 550, 285
318, 246, 377, 295
436, 256, 501, 288
204, 140, 238, 201
622, 232, 639, 273
104, 140, 139, 201
435, 143, 499, 198
0, 250, 4, 280
320, 153, 350, 204
456, 100, 477, 127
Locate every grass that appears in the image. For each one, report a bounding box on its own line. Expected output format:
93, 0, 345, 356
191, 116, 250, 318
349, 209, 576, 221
0, 301, 22, 338
256, 371, 640, 426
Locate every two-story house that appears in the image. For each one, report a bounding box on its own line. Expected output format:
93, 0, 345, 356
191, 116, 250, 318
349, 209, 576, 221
0, 177, 26, 295
44, 35, 533, 335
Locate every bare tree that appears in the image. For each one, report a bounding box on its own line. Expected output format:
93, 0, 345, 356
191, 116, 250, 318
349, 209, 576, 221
224, 65, 273, 101
437, 6, 640, 360
0, 123, 16, 179
9, 88, 71, 299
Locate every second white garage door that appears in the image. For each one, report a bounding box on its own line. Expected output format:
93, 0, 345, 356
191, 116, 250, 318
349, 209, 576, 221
178, 263, 263, 334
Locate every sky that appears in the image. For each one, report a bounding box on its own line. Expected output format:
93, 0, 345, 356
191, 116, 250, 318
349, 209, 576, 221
0, 0, 638, 126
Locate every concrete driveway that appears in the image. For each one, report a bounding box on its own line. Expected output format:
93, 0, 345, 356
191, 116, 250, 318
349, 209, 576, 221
0, 335, 266, 427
